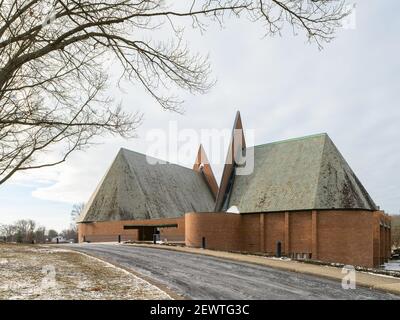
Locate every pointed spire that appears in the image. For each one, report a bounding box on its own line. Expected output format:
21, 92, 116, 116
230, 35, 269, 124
214, 111, 246, 211
193, 144, 207, 169
193, 144, 219, 199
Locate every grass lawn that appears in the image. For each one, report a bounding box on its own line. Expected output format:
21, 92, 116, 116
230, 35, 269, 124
0, 243, 171, 300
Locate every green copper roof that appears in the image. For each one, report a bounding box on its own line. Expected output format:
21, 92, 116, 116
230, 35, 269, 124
79, 148, 215, 222
226, 133, 377, 213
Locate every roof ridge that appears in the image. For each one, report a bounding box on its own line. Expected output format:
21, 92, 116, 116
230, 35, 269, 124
252, 133, 328, 149
120, 147, 200, 174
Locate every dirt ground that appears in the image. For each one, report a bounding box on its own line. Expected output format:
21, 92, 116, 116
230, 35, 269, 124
0, 243, 171, 300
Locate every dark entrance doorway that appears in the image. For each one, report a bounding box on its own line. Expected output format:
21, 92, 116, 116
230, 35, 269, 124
138, 226, 156, 241
124, 223, 178, 241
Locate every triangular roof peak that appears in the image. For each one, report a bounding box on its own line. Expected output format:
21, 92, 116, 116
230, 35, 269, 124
79, 146, 215, 222
214, 112, 377, 213
193, 144, 219, 199
214, 111, 246, 211
225, 132, 377, 212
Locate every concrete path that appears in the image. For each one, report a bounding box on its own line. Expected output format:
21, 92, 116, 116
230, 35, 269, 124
66, 243, 400, 300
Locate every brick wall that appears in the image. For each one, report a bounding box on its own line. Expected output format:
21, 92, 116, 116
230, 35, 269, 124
78, 217, 185, 243
373, 211, 391, 266
264, 213, 285, 255
317, 210, 374, 267
288, 211, 313, 256
185, 210, 391, 268
78, 209, 391, 268
185, 212, 242, 251
241, 214, 261, 252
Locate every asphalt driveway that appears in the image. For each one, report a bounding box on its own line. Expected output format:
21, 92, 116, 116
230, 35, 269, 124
66, 243, 400, 300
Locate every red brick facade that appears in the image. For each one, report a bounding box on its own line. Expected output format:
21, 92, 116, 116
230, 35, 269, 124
185, 210, 391, 268
78, 217, 185, 243
78, 113, 390, 269
78, 210, 391, 268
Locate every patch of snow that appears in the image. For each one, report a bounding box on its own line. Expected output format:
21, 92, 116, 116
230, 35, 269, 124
384, 261, 400, 271
74, 251, 172, 299
269, 256, 292, 261
227, 206, 240, 214
364, 272, 400, 280
0, 244, 171, 300
23, 246, 73, 254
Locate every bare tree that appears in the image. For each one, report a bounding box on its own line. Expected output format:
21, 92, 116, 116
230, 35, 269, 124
1, 221, 49, 243
0, 223, 16, 241
14, 219, 36, 242
60, 227, 77, 242
70, 202, 84, 233
0, 0, 350, 184
34, 225, 46, 243
71, 202, 85, 222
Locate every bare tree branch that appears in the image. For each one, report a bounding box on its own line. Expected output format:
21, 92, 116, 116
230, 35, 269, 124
0, 0, 349, 185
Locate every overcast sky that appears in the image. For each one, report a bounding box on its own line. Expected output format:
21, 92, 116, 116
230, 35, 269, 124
1, 0, 399, 231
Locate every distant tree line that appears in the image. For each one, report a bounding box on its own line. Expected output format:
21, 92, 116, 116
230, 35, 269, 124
0, 203, 83, 244
0, 219, 77, 243
0, 219, 47, 243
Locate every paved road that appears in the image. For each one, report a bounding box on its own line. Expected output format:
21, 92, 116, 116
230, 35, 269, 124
66, 243, 399, 300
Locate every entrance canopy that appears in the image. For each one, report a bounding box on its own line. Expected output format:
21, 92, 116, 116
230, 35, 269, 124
123, 223, 178, 229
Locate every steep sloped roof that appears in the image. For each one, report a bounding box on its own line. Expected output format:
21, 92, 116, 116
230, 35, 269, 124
226, 133, 377, 213
79, 148, 215, 222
